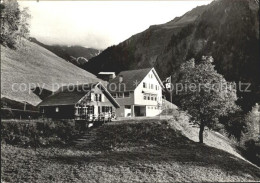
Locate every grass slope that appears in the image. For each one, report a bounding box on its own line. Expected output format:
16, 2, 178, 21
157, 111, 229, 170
1, 40, 99, 105
2, 116, 260, 182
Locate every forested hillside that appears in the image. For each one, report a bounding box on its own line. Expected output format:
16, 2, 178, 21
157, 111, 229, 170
29, 37, 101, 67
85, 0, 259, 111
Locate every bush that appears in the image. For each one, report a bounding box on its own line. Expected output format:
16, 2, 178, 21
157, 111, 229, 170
1, 120, 84, 147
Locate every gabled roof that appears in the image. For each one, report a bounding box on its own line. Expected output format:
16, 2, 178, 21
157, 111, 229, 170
38, 82, 120, 108
107, 68, 164, 92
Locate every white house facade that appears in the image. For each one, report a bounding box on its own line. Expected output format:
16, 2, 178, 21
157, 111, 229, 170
107, 68, 164, 117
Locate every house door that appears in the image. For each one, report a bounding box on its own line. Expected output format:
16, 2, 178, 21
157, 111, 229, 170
134, 106, 141, 116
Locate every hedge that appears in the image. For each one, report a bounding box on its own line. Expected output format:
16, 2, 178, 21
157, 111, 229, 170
1, 119, 84, 147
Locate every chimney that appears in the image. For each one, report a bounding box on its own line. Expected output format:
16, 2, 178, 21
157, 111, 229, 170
98, 72, 116, 82
119, 75, 123, 83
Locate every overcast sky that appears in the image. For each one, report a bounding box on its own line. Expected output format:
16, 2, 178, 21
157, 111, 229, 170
19, 1, 212, 50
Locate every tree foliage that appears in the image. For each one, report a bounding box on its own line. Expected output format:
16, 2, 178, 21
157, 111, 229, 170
175, 56, 239, 143
221, 111, 246, 143
0, 0, 31, 48
243, 103, 260, 142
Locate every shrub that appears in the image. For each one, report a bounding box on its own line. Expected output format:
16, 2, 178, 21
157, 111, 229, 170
1, 120, 84, 147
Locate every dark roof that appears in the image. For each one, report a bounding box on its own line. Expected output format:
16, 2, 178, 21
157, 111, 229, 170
31, 87, 53, 100
107, 68, 152, 92
107, 68, 165, 92
38, 83, 98, 106
38, 82, 120, 108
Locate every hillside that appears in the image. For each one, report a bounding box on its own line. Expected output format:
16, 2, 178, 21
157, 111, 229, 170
84, 0, 259, 111
0, 39, 100, 105
29, 37, 101, 67
2, 115, 260, 182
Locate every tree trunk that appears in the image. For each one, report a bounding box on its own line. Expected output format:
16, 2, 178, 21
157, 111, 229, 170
199, 123, 205, 143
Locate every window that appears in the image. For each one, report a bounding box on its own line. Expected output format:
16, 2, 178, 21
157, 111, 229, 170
143, 82, 147, 88
124, 92, 130, 97
148, 95, 150, 100
93, 94, 102, 101
151, 84, 153, 89
143, 95, 146, 100
55, 107, 59, 112
102, 106, 110, 112
151, 96, 153, 100
88, 106, 94, 114
83, 106, 87, 115
118, 92, 123, 98
155, 97, 157, 101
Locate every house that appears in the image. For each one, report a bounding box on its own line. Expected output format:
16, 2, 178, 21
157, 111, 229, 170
38, 82, 120, 121
107, 68, 164, 117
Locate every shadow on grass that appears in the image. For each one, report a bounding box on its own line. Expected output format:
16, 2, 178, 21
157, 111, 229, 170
45, 135, 260, 180
42, 119, 260, 180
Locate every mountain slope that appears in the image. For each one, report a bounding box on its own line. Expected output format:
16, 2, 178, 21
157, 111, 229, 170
85, 0, 259, 111
29, 37, 101, 67
1, 39, 100, 105
84, 4, 208, 74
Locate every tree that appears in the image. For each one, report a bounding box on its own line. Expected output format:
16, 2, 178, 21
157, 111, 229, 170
174, 56, 239, 143
17, 7, 31, 41
221, 111, 246, 144
0, 0, 30, 48
243, 103, 260, 142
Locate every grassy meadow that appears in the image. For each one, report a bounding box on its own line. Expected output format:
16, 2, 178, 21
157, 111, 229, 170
2, 114, 260, 182
1, 39, 99, 105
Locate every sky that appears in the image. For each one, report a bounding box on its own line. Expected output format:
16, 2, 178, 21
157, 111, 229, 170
19, 1, 212, 50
